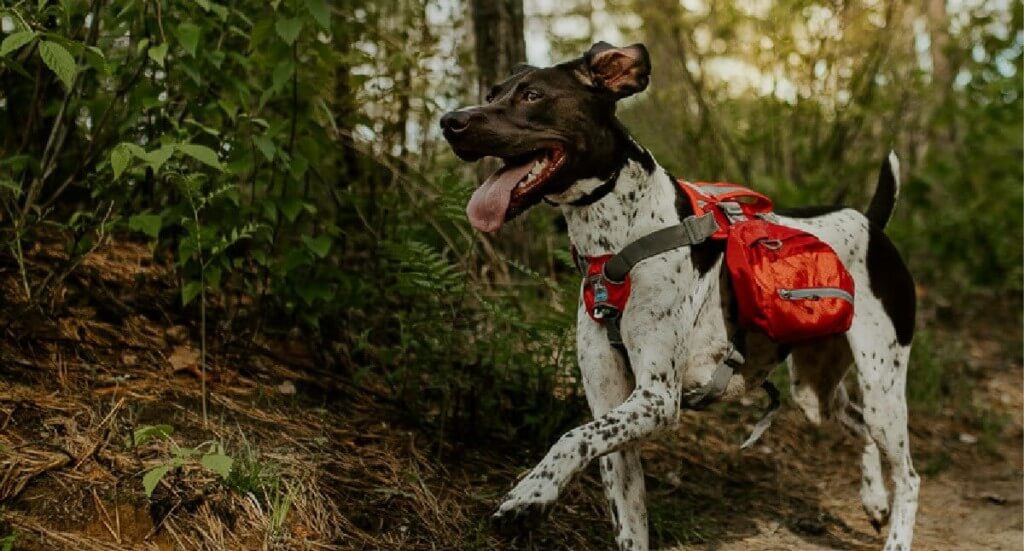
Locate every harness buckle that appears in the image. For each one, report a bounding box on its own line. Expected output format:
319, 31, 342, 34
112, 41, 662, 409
719, 201, 747, 224
589, 277, 617, 319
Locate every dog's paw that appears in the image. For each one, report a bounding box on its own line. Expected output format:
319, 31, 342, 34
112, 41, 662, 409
864, 504, 890, 534
490, 499, 551, 535
490, 475, 559, 532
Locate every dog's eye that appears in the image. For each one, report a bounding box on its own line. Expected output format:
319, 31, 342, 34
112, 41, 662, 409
522, 90, 542, 102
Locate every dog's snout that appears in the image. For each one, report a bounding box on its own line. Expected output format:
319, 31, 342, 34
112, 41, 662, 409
440, 110, 473, 133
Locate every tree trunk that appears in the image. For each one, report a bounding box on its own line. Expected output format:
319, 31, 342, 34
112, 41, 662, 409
470, 0, 526, 102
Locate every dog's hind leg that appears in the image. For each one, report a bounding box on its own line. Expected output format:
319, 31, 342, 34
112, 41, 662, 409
577, 310, 648, 551
788, 336, 892, 532
833, 383, 890, 532
847, 301, 918, 551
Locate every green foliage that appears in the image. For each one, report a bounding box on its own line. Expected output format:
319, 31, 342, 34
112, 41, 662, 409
141, 440, 237, 498
126, 424, 175, 448
1, 0, 1016, 458
0, 0, 578, 446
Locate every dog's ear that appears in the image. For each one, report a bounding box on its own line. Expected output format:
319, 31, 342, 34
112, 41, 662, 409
578, 41, 651, 99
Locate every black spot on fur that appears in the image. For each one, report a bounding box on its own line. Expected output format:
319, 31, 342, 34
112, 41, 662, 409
866, 224, 915, 345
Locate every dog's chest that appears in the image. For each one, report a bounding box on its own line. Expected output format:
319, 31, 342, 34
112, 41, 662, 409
560, 163, 678, 256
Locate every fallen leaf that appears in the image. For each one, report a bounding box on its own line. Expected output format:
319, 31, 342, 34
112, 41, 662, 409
168, 345, 199, 374
277, 381, 296, 395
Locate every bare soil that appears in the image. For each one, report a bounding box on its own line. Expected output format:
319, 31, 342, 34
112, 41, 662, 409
1, 237, 1020, 550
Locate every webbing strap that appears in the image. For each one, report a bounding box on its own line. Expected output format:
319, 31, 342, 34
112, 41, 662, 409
680, 362, 734, 410
603, 213, 719, 283
740, 381, 781, 449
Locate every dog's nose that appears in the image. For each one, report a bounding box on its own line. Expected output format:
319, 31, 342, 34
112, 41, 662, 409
440, 110, 472, 133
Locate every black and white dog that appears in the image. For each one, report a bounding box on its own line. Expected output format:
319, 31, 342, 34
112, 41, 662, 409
441, 42, 918, 551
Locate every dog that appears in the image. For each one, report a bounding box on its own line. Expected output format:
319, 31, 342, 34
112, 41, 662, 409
440, 42, 918, 551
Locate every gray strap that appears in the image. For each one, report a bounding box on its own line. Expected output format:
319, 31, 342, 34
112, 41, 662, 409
681, 343, 744, 410
740, 381, 781, 449
605, 315, 623, 348
718, 201, 747, 224
680, 362, 733, 410
603, 213, 719, 282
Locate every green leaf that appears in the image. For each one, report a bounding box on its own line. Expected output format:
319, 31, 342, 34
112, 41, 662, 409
182, 280, 203, 306
111, 144, 132, 179
38, 40, 76, 89
148, 42, 168, 67
142, 145, 175, 172
305, 0, 331, 29
254, 135, 276, 162
83, 45, 109, 74
272, 59, 294, 92
143, 464, 172, 497
200, 452, 234, 479
0, 179, 22, 196
128, 213, 162, 239
177, 143, 223, 170
126, 424, 174, 448
275, 17, 302, 45
176, 23, 201, 57
0, 31, 37, 57
278, 196, 303, 222
302, 235, 331, 258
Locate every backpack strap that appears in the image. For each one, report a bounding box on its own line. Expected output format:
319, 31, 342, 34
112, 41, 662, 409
603, 212, 719, 283
595, 212, 720, 376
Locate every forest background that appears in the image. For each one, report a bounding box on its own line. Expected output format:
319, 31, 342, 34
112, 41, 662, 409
0, 0, 1020, 549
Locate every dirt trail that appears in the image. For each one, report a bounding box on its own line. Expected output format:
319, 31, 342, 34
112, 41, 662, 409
669, 459, 1022, 551
665, 368, 1023, 551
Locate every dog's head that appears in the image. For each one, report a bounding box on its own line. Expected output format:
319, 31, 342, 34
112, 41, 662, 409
440, 42, 652, 232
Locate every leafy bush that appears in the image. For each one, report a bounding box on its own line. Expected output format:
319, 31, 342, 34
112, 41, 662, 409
0, 1, 584, 447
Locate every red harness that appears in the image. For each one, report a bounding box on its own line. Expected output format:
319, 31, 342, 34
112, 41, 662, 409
576, 180, 854, 344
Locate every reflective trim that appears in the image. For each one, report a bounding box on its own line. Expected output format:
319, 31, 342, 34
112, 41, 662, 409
778, 287, 854, 302
698, 184, 751, 196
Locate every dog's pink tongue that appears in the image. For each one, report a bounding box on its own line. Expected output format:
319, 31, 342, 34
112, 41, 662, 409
466, 161, 534, 232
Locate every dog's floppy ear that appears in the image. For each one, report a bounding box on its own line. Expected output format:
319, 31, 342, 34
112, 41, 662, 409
578, 41, 651, 98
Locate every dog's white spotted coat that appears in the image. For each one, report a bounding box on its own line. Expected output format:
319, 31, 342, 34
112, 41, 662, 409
492, 153, 919, 551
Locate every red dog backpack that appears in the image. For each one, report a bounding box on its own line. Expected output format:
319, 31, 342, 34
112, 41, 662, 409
724, 219, 854, 343
575, 181, 855, 345
678, 181, 855, 343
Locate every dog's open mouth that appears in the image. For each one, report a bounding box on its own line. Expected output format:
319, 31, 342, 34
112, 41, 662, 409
466, 148, 566, 232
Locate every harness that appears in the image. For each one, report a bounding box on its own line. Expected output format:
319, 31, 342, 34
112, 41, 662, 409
573, 180, 781, 448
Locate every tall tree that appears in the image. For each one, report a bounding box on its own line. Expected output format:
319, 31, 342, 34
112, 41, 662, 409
470, 0, 526, 101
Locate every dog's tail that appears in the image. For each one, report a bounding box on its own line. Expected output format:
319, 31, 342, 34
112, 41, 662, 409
868, 149, 901, 228
865, 150, 900, 230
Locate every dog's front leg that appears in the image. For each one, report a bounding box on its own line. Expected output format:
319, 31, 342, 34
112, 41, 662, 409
494, 347, 678, 548
575, 307, 648, 550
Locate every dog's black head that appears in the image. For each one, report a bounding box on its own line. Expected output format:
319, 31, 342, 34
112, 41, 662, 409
441, 42, 652, 232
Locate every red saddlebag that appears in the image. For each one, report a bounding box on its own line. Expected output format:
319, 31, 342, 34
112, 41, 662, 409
725, 219, 855, 343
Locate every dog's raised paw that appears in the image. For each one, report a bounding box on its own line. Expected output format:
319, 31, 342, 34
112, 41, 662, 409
490, 499, 552, 535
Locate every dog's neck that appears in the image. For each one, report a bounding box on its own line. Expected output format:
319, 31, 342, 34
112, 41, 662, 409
549, 151, 681, 257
